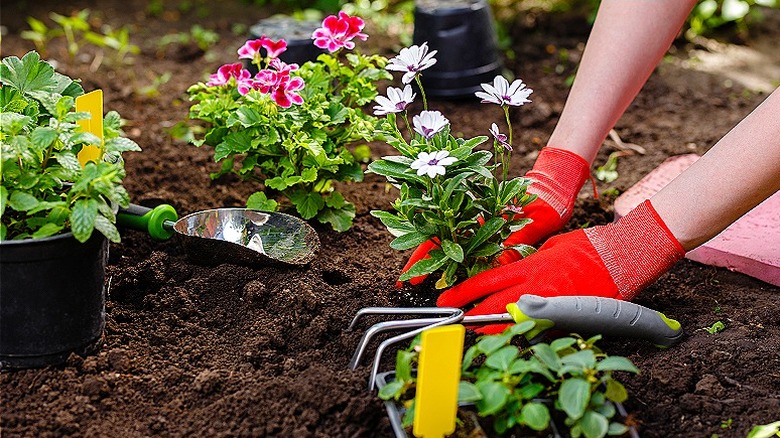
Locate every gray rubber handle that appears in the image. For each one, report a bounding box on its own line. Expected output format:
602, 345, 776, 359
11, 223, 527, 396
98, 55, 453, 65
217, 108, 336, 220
516, 295, 683, 347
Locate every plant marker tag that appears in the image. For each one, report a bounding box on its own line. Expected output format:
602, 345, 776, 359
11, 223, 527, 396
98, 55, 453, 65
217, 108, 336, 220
413, 324, 465, 438
76, 89, 104, 166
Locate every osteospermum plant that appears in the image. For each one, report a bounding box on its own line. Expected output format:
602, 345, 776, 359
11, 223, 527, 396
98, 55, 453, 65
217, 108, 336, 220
369, 45, 538, 287
188, 12, 391, 231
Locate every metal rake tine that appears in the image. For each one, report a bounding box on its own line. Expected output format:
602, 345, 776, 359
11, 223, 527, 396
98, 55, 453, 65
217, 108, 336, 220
368, 308, 465, 391
347, 307, 460, 331
348, 316, 448, 370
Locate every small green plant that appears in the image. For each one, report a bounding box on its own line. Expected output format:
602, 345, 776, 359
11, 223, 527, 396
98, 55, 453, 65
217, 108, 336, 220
20, 17, 63, 57
136, 72, 172, 98
686, 0, 779, 39
156, 25, 220, 53
380, 322, 639, 437
369, 45, 537, 287
1, 52, 141, 242
705, 320, 726, 334
747, 421, 780, 438
594, 151, 623, 184
187, 12, 391, 231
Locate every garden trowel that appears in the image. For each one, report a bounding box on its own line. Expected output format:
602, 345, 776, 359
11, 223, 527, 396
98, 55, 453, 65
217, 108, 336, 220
349, 295, 683, 390
117, 203, 319, 265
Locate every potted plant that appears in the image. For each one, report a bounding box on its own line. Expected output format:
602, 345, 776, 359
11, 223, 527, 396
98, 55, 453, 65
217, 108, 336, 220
187, 12, 392, 231
0, 51, 141, 368
369, 42, 537, 288
378, 322, 640, 438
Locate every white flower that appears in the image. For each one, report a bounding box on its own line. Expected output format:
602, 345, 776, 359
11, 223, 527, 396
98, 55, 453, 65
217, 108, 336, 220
373, 85, 416, 116
475, 75, 533, 107
410, 150, 457, 178
412, 110, 449, 139
489, 123, 511, 151
386, 42, 438, 84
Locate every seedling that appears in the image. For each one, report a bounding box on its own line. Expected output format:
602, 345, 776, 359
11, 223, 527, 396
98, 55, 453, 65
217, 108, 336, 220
705, 321, 726, 334
380, 322, 639, 437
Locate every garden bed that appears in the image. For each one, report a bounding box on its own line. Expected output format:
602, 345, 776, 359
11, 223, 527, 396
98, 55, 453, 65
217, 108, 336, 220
2, 1, 779, 437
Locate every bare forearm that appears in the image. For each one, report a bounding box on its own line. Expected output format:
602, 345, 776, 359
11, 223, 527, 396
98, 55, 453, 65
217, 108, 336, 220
548, 0, 697, 164
652, 87, 780, 251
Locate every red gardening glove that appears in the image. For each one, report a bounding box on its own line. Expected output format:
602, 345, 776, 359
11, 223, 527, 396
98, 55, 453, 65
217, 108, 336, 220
496, 146, 592, 265
436, 200, 685, 334
396, 147, 591, 288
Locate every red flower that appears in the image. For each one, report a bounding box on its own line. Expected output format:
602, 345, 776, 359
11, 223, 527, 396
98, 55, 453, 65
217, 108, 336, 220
272, 76, 304, 108
207, 63, 251, 87
312, 12, 367, 53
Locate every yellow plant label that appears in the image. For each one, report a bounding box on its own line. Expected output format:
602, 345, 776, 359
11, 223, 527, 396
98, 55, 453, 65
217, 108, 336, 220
76, 89, 104, 166
413, 324, 465, 438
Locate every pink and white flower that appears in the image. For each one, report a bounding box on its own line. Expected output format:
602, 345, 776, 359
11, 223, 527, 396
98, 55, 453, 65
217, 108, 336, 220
238, 37, 287, 63
476, 75, 533, 107
410, 150, 457, 178
489, 123, 511, 151
312, 12, 368, 53
386, 42, 438, 84
207, 63, 251, 87
373, 85, 416, 116
412, 110, 448, 139
271, 76, 305, 108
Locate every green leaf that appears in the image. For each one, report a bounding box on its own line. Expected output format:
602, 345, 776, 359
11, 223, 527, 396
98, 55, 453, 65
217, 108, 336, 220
746, 421, 780, 438
289, 190, 324, 220
475, 381, 510, 416
0, 52, 55, 94
370, 210, 415, 237
70, 198, 98, 243
30, 126, 58, 149
0, 186, 7, 216
390, 231, 431, 251
559, 378, 591, 420
398, 251, 448, 280
604, 379, 628, 403
246, 192, 278, 212
476, 334, 511, 355
607, 422, 629, 436
484, 345, 519, 371
396, 350, 415, 382
457, 381, 482, 403
104, 137, 141, 153
596, 357, 639, 373
9, 191, 39, 211
32, 223, 63, 239
580, 411, 609, 438
317, 204, 355, 232
521, 402, 550, 431
54, 152, 83, 172
531, 343, 561, 372
378, 380, 404, 401
550, 337, 578, 352
440, 239, 464, 263
469, 242, 502, 258
505, 243, 537, 258
367, 159, 424, 184
94, 214, 121, 243
465, 216, 505, 253
561, 349, 597, 371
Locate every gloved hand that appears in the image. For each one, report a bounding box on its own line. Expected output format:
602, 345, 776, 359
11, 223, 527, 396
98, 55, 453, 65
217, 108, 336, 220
395, 147, 591, 288
436, 200, 685, 334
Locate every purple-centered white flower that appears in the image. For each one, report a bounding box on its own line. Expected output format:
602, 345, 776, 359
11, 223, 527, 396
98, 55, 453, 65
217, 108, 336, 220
489, 123, 511, 151
476, 75, 533, 107
386, 42, 438, 85
373, 85, 416, 116
412, 110, 448, 139
410, 150, 457, 178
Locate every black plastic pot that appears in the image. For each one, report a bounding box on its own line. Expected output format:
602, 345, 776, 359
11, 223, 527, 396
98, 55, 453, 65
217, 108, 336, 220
0, 232, 108, 369
413, 0, 502, 98
245, 18, 326, 75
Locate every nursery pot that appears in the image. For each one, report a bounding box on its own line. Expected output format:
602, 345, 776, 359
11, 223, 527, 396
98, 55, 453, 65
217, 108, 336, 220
0, 232, 108, 369
413, 0, 502, 98
246, 18, 325, 74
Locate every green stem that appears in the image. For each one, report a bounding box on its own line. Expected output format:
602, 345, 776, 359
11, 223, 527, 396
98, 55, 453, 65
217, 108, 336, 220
503, 105, 512, 182
415, 76, 428, 111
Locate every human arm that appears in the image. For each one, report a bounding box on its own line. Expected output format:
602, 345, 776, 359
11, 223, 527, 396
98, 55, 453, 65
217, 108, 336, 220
438, 88, 780, 333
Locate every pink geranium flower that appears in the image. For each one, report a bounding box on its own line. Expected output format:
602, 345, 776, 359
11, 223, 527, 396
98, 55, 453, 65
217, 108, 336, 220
312, 12, 368, 53
272, 76, 305, 108
253, 69, 279, 94
207, 63, 251, 87
238, 37, 288, 64
262, 37, 287, 58
269, 57, 298, 76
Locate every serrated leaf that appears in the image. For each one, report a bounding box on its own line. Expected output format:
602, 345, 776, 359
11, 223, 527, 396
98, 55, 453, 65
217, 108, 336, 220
317, 204, 355, 232
70, 198, 97, 243
55, 152, 83, 172
0, 52, 54, 94
104, 137, 141, 153
94, 214, 121, 243
246, 192, 278, 212
30, 126, 58, 149
289, 190, 324, 220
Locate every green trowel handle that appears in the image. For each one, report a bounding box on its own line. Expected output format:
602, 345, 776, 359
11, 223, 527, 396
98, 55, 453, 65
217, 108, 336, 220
117, 203, 178, 241
507, 295, 683, 348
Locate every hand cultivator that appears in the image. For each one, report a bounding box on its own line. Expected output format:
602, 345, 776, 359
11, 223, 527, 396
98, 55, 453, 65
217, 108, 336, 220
348, 295, 683, 390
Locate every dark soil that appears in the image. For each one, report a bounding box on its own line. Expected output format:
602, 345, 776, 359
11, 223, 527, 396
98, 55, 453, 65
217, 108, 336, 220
2, 2, 779, 437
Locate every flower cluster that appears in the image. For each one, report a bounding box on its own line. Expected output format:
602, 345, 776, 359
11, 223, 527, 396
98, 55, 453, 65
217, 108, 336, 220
312, 11, 368, 52
188, 12, 391, 232
204, 37, 304, 108
369, 43, 538, 287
